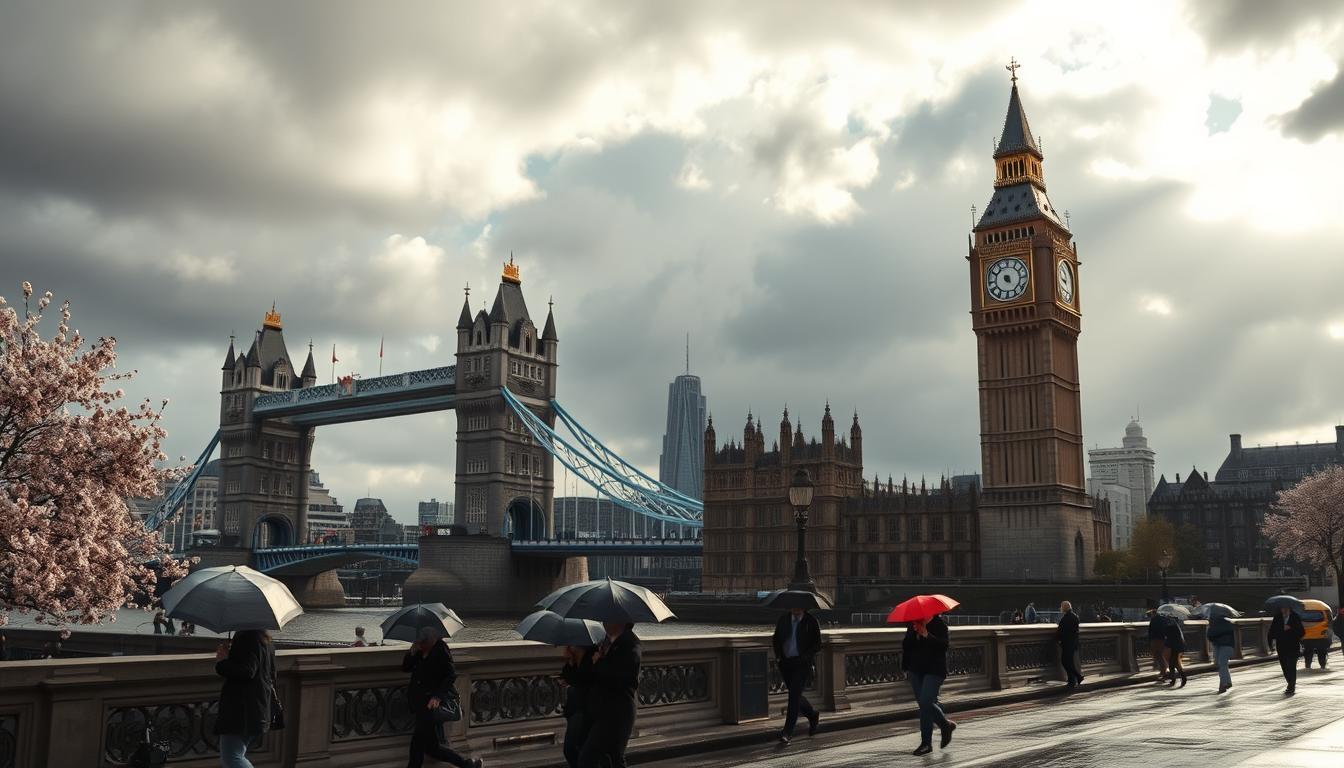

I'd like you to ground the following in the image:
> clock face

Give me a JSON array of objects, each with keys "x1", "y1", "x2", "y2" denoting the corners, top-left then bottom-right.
[
  {"x1": 986, "y1": 257, "x2": 1029, "y2": 302},
  {"x1": 1057, "y1": 260, "x2": 1075, "y2": 304}
]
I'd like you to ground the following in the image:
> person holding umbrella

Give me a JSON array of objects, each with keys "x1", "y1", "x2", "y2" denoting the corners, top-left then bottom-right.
[
  {"x1": 1204, "y1": 603, "x2": 1240, "y2": 693},
  {"x1": 1157, "y1": 604, "x2": 1189, "y2": 687},
  {"x1": 403, "y1": 626, "x2": 480, "y2": 768},
  {"x1": 1056, "y1": 601, "x2": 1083, "y2": 689},
  {"x1": 890, "y1": 594, "x2": 957, "y2": 755},
  {"x1": 1267, "y1": 600, "x2": 1306, "y2": 695},
  {"x1": 214, "y1": 630, "x2": 276, "y2": 768},
  {"x1": 768, "y1": 590, "x2": 826, "y2": 744},
  {"x1": 1145, "y1": 608, "x2": 1170, "y2": 682},
  {"x1": 513, "y1": 610, "x2": 605, "y2": 768}
]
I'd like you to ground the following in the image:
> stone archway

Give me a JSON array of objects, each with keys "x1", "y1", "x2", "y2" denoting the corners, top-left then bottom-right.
[
  {"x1": 253, "y1": 515, "x2": 294, "y2": 549},
  {"x1": 506, "y1": 497, "x2": 546, "y2": 541}
]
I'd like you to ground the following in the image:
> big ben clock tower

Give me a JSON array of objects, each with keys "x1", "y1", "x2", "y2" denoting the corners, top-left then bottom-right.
[{"x1": 969, "y1": 61, "x2": 1097, "y2": 581}]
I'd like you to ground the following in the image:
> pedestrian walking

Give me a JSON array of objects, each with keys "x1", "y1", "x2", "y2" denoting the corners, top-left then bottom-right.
[
  {"x1": 1207, "y1": 613, "x2": 1235, "y2": 693},
  {"x1": 1024, "y1": 602, "x2": 1038, "y2": 624},
  {"x1": 214, "y1": 630, "x2": 277, "y2": 768},
  {"x1": 1011, "y1": 610, "x2": 1024, "y2": 625},
  {"x1": 0, "y1": 631, "x2": 7, "y2": 661},
  {"x1": 901, "y1": 613, "x2": 955, "y2": 755},
  {"x1": 1146, "y1": 609, "x2": 1170, "y2": 680},
  {"x1": 153, "y1": 610, "x2": 170, "y2": 635},
  {"x1": 353, "y1": 626, "x2": 368, "y2": 647},
  {"x1": 772, "y1": 606, "x2": 821, "y2": 744},
  {"x1": 577, "y1": 622, "x2": 641, "y2": 768},
  {"x1": 1056, "y1": 601, "x2": 1084, "y2": 688},
  {"x1": 560, "y1": 644, "x2": 594, "y2": 768},
  {"x1": 1268, "y1": 606, "x2": 1305, "y2": 695},
  {"x1": 1163, "y1": 616, "x2": 1187, "y2": 687},
  {"x1": 403, "y1": 627, "x2": 480, "y2": 768}
]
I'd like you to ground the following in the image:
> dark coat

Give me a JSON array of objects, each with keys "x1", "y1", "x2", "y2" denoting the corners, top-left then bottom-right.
[
  {"x1": 1268, "y1": 612, "x2": 1305, "y2": 655},
  {"x1": 1162, "y1": 620, "x2": 1186, "y2": 651},
  {"x1": 1056, "y1": 611, "x2": 1080, "y2": 649},
  {"x1": 402, "y1": 640, "x2": 457, "y2": 713},
  {"x1": 580, "y1": 629, "x2": 642, "y2": 721},
  {"x1": 1146, "y1": 614, "x2": 1169, "y2": 640},
  {"x1": 214, "y1": 630, "x2": 275, "y2": 737},
  {"x1": 772, "y1": 612, "x2": 822, "y2": 661},
  {"x1": 561, "y1": 648, "x2": 595, "y2": 719},
  {"x1": 901, "y1": 616, "x2": 950, "y2": 678},
  {"x1": 1207, "y1": 616, "x2": 1235, "y2": 648}
]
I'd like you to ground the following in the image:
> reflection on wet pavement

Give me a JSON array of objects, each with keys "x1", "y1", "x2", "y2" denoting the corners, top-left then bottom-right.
[{"x1": 651, "y1": 661, "x2": 1344, "y2": 767}]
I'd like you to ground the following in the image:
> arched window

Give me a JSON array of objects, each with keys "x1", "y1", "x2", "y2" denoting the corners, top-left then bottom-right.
[
  {"x1": 474, "y1": 331, "x2": 482, "y2": 345},
  {"x1": 525, "y1": 335, "x2": 532, "y2": 354}
]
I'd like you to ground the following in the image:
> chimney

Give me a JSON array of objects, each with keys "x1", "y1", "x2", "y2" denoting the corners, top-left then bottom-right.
[{"x1": 1229, "y1": 433, "x2": 1242, "y2": 456}]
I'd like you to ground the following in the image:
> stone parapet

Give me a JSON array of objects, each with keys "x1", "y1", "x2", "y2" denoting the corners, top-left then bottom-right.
[{"x1": 0, "y1": 619, "x2": 1289, "y2": 767}]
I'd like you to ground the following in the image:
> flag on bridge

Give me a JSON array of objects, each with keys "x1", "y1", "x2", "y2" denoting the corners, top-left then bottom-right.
[{"x1": 379, "y1": 336, "x2": 384, "y2": 375}]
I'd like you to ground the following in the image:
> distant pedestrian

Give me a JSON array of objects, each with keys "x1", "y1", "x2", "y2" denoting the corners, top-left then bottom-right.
[
  {"x1": 179, "y1": 621, "x2": 196, "y2": 637},
  {"x1": 0, "y1": 631, "x2": 7, "y2": 661},
  {"x1": 402, "y1": 627, "x2": 479, "y2": 768},
  {"x1": 1268, "y1": 605, "x2": 1305, "y2": 695},
  {"x1": 1011, "y1": 610, "x2": 1024, "y2": 625},
  {"x1": 153, "y1": 610, "x2": 169, "y2": 635},
  {"x1": 577, "y1": 622, "x2": 641, "y2": 768},
  {"x1": 353, "y1": 626, "x2": 368, "y2": 647},
  {"x1": 771, "y1": 606, "x2": 821, "y2": 744},
  {"x1": 1024, "y1": 602, "x2": 1038, "y2": 624},
  {"x1": 214, "y1": 630, "x2": 277, "y2": 768},
  {"x1": 560, "y1": 644, "x2": 595, "y2": 768},
  {"x1": 901, "y1": 614, "x2": 955, "y2": 756},
  {"x1": 1146, "y1": 609, "x2": 1170, "y2": 680},
  {"x1": 1163, "y1": 616, "x2": 1187, "y2": 687},
  {"x1": 1056, "y1": 601, "x2": 1083, "y2": 688},
  {"x1": 1207, "y1": 613, "x2": 1235, "y2": 693}
]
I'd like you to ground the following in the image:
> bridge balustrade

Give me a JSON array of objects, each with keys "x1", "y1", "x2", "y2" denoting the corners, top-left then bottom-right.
[{"x1": 0, "y1": 619, "x2": 1278, "y2": 768}]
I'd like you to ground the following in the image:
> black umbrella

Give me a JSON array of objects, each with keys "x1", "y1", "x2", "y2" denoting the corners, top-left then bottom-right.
[
  {"x1": 1264, "y1": 595, "x2": 1307, "y2": 614},
  {"x1": 535, "y1": 578, "x2": 676, "y2": 624},
  {"x1": 380, "y1": 603, "x2": 466, "y2": 642},
  {"x1": 515, "y1": 610, "x2": 606, "y2": 646},
  {"x1": 763, "y1": 589, "x2": 834, "y2": 611}
]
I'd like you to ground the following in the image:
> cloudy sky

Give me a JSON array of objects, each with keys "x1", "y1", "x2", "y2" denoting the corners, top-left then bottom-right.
[{"x1": 4, "y1": 1, "x2": 1344, "y2": 523}]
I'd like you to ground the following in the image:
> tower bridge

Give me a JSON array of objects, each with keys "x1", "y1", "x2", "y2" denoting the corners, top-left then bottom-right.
[{"x1": 151, "y1": 259, "x2": 702, "y2": 609}]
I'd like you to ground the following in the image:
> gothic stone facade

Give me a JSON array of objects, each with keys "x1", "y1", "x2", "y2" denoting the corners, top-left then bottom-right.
[{"x1": 700, "y1": 407, "x2": 981, "y2": 597}]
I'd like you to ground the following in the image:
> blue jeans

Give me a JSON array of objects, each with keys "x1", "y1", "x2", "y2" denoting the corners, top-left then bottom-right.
[
  {"x1": 218, "y1": 734, "x2": 254, "y2": 768},
  {"x1": 908, "y1": 672, "x2": 949, "y2": 746},
  {"x1": 1214, "y1": 644, "x2": 1234, "y2": 688}
]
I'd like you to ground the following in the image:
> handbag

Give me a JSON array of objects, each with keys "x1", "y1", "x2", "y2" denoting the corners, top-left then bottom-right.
[
  {"x1": 265, "y1": 677, "x2": 285, "y2": 730},
  {"x1": 431, "y1": 690, "x2": 463, "y2": 723},
  {"x1": 128, "y1": 726, "x2": 169, "y2": 767}
]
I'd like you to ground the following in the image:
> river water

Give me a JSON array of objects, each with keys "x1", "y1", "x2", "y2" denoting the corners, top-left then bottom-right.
[{"x1": 4, "y1": 608, "x2": 772, "y2": 645}]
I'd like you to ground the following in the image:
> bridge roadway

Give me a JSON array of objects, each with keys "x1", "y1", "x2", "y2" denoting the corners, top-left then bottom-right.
[{"x1": 650, "y1": 660, "x2": 1344, "y2": 768}]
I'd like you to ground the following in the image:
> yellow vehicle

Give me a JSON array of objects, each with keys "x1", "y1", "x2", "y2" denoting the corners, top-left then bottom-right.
[{"x1": 1300, "y1": 599, "x2": 1334, "y2": 658}]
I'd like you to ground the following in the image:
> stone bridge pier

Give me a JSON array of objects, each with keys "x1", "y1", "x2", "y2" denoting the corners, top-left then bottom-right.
[
  {"x1": 403, "y1": 535, "x2": 587, "y2": 615},
  {"x1": 185, "y1": 546, "x2": 347, "y2": 609}
]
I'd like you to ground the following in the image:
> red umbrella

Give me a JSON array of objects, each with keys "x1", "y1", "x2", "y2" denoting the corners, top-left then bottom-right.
[{"x1": 886, "y1": 594, "x2": 960, "y2": 624}]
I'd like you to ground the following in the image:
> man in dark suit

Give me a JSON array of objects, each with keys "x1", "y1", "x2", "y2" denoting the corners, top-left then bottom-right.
[
  {"x1": 1056, "y1": 600, "x2": 1084, "y2": 688},
  {"x1": 1268, "y1": 605, "x2": 1306, "y2": 694},
  {"x1": 771, "y1": 607, "x2": 821, "y2": 744}
]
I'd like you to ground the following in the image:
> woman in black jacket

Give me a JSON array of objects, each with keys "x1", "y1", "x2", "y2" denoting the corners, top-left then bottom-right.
[
  {"x1": 901, "y1": 615, "x2": 955, "y2": 756},
  {"x1": 1163, "y1": 619, "x2": 1187, "y2": 687},
  {"x1": 1268, "y1": 606, "x2": 1305, "y2": 695},
  {"x1": 577, "y1": 622, "x2": 642, "y2": 768},
  {"x1": 403, "y1": 628, "x2": 481, "y2": 768},
  {"x1": 560, "y1": 644, "x2": 595, "y2": 768},
  {"x1": 214, "y1": 630, "x2": 275, "y2": 768}
]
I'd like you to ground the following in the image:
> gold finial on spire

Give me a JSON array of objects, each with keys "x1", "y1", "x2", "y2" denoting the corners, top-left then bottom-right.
[
  {"x1": 263, "y1": 301, "x2": 282, "y2": 329},
  {"x1": 1006, "y1": 57, "x2": 1020, "y2": 84},
  {"x1": 502, "y1": 252, "x2": 521, "y2": 284}
]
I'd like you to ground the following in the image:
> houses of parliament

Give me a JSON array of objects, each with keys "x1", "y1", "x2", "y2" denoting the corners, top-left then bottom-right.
[{"x1": 702, "y1": 68, "x2": 1112, "y2": 598}]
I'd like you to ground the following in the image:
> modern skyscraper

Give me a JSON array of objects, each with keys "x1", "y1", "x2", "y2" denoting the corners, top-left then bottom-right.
[
  {"x1": 658, "y1": 339, "x2": 707, "y2": 500},
  {"x1": 1088, "y1": 419, "x2": 1157, "y2": 550},
  {"x1": 418, "y1": 498, "x2": 455, "y2": 527}
]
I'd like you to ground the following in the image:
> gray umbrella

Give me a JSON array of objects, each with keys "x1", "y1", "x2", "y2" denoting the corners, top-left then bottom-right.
[
  {"x1": 515, "y1": 610, "x2": 605, "y2": 646},
  {"x1": 380, "y1": 603, "x2": 466, "y2": 642},
  {"x1": 1201, "y1": 602, "x2": 1242, "y2": 619},
  {"x1": 160, "y1": 565, "x2": 303, "y2": 633},
  {"x1": 1156, "y1": 603, "x2": 1191, "y2": 620},
  {"x1": 1264, "y1": 595, "x2": 1307, "y2": 613},
  {"x1": 763, "y1": 589, "x2": 834, "y2": 611},
  {"x1": 535, "y1": 578, "x2": 676, "y2": 624}
]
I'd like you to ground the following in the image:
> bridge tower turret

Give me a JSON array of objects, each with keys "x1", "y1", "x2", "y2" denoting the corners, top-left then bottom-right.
[
  {"x1": 216, "y1": 305, "x2": 315, "y2": 551},
  {"x1": 454, "y1": 257, "x2": 557, "y2": 540}
]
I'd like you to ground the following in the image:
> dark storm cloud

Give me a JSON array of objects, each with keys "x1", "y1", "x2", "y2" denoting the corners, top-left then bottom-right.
[
  {"x1": 1280, "y1": 64, "x2": 1344, "y2": 141},
  {"x1": 1185, "y1": 0, "x2": 1343, "y2": 52}
]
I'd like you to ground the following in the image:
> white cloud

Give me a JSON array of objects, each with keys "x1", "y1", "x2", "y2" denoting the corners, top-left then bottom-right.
[{"x1": 1140, "y1": 294, "x2": 1174, "y2": 316}]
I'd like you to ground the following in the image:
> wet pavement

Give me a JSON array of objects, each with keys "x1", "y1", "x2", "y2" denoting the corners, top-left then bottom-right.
[{"x1": 649, "y1": 660, "x2": 1344, "y2": 767}]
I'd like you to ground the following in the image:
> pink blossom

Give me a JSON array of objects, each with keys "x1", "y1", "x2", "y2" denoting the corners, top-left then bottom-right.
[
  {"x1": 1, "y1": 281, "x2": 187, "y2": 626},
  {"x1": 1264, "y1": 465, "x2": 1344, "y2": 608}
]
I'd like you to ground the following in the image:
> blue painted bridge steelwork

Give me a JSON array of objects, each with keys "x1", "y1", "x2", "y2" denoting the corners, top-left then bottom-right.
[
  {"x1": 253, "y1": 539, "x2": 704, "y2": 575},
  {"x1": 251, "y1": 366, "x2": 457, "y2": 426}
]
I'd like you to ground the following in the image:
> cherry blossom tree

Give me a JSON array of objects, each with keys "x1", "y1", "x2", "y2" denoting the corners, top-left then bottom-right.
[
  {"x1": 1, "y1": 281, "x2": 187, "y2": 625},
  {"x1": 1263, "y1": 465, "x2": 1344, "y2": 608}
]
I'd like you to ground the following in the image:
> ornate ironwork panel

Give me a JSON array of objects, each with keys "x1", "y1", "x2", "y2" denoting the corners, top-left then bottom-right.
[
  {"x1": 355, "y1": 374, "x2": 405, "y2": 393},
  {"x1": 637, "y1": 664, "x2": 711, "y2": 707},
  {"x1": 102, "y1": 699, "x2": 259, "y2": 765},
  {"x1": 297, "y1": 384, "x2": 340, "y2": 402},
  {"x1": 768, "y1": 660, "x2": 817, "y2": 694},
  {"x1": 1079, "y1": 638, "x2": 1115, "y2": 665},
  {"x1": 331, "y1": 686, "x2": 414, "y2": 741},
  {"x1": 845, "y1": 651, "x2": 904, "y2": 687},
  {"x1": 1005, "y1": 641, "x2": 1055, "y2": 671},
  {"x1": 946, "y1": 646, "x2": 986, "y2": 676},
  {"x1": 408, "y1": 366, "x2": 456, "y2": 385},
  {"x1": 252, "y1": 392, "x2": 293, "y2": 408},
  {"x1": 470, "y1": 675, "x2": 563, "y2": 725},
  {"x1": 0, "y1": 714, "x2": 16, "y2": 768}
]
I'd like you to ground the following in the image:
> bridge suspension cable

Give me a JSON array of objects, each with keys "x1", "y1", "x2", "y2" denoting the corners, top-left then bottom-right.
[
  {"x1": 500, "y1": 388, "x2": 703, "y2": 528},
  {"x1": 143, "y1": 431, "x2": 221, "y2": 532}
]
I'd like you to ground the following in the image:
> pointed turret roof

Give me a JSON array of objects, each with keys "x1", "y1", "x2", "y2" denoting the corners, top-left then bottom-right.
[
  {"x1": 489, "y1": 289, "x2": 509, "y2": 324},
  {"x1": 244, "y1": 337, "x2": 260, "y2": 368},
  {"x1": 542, "y1": 304, "x2": 557, "y2": 341},
  {"x1": 221, "y1": 338, "x2": 236, "y2": 370},
  {"x1": 457, "y1": 295, "x2": 473, "y2": 330},
  {"x1": 994, "y1": 84, "x2": 1041, "y2": 159},
  {"x1": 301, "y1": 347, "x2": 317, "y2": 379}
]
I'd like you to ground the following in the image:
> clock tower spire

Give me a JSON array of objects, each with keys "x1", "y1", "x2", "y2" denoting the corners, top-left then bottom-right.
[{"x1": 968, "y1": 64, "x2": 1100, "y2": 581}]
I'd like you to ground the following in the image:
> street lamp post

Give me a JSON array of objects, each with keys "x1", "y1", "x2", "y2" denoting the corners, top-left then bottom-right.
[
  {"x1": 787, "y1": 468, "x2": 816, "y2": 592},
  {"x1": 1158, "y1": 549, "x2": 1173, "y2": 604}
]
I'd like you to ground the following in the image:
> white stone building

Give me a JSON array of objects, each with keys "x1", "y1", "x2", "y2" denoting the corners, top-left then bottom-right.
[{"x1": 1087, "y1": 419, "x2": 1156, "y2": 551}]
